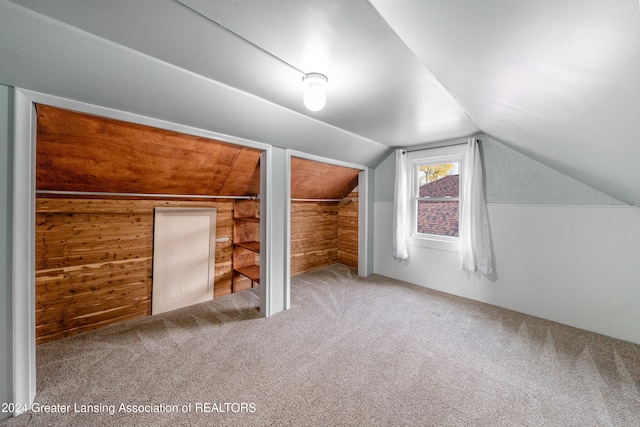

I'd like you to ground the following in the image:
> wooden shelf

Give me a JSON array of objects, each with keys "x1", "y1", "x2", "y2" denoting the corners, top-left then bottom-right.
[
  {"x1": 234, "y1": 216, "x2": 260, "y2": 223},
  {"x1": 233, "y1": 199, "x2": 260, "y2": 293},
  {"x1": 234, "y1": 265, "x2": 260, "y2": 283},
  {"x1": 234, "y1": 241, "x2": 260, "y2": 253}
]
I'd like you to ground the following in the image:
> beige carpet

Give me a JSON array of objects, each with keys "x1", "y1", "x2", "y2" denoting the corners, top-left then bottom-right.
[{"x1": 2, "y1": 264, "x2": 640, "y2": 426}]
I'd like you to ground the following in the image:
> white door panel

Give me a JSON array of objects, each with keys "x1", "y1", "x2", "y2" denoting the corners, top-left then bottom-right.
[{"x1": 152, "y1": 208, "x2": 216, "y2": 315}]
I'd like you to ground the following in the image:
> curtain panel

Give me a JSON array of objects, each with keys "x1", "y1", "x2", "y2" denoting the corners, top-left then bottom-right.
[
  {"x1": 392, "y1": 149, "x2": 409, "y2": 260},
  {"x1": 460, "y1": 137, "x2": 493, "y2": 274}
]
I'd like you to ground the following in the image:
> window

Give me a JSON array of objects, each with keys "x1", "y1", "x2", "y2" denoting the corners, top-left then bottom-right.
[
  {"x1": 414, "y1": 161, "x2": 460, "y2": 237},
  {"x1": 407, "y1": 145, "x2": 464, "y2": 251}
]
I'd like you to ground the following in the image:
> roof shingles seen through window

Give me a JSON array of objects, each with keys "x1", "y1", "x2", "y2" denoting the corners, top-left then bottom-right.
[
  {"x1": 419, "y1": 174, "x2": 458, "y2": 198},
  {"x1": 417, "y1": 175, "x2": 459, "y2": 237}
]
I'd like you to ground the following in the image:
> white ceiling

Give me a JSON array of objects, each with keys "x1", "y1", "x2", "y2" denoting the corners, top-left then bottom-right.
[
  {"x1": 1, "y1": 0, "x2": 640, "y2": 205},
  {"x1": 370, "y1": 0, "x2": 640, "y2": 206}
]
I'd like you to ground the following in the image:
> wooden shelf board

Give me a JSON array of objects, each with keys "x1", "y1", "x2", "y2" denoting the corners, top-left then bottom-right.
[
  {"x1": 234, "y1": 241, "x2": 260, "y2": 253},
  {"x1": 234, "y1": 265, "x2": 260, "y2": 283},
  {"x1": 234, "y1": 216, "x2": 260, "y2": 223}
]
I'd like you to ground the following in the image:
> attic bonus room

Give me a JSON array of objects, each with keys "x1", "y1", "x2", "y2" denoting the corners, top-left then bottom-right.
[{"x1": 2, "y1": 0, "x2": 640, "y2": 426}]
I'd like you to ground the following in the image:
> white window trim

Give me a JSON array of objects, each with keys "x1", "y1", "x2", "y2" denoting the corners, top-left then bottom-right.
[{"x1": 407, "y1": 145, "x2": 465, "y2": 252}]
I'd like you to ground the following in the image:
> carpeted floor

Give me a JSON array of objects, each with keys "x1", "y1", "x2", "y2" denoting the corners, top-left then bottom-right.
[{"x1": 2, "y1": 264, "x2": 640, "y2": 426}]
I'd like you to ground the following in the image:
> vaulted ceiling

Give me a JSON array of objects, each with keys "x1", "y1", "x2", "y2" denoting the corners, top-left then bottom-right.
[{"x1": 1, "y1": 0, "x2": 639, "y2": 206}]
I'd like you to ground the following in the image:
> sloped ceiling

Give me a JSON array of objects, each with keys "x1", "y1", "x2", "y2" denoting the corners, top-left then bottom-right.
[
  {"x1": 0, "y1": 0, "x2": 477, "y2": 168},
  {"x1": 370, "y1": 0, "x2": 640, "y2": 206},
  {"x1": 291, "y1": 157, "x2": 359, "y2": 200},
  {"x1": 36, "y1": 105, "x2": 263, "y2": 197},
  {"x1": 2, "y1": 0, "x2": 640, "y2": 206}
]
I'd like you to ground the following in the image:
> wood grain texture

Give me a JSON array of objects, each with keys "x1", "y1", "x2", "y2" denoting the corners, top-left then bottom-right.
[
  {"x1": 218, "y1": 148, "x2": 261, "y2": 196},
  {"x1": 338, "y1": 192, "x2": 359, "y2": 268},
  {"x1": 232, "y1": 199, "x2": 260, "y2": 291},
  {"x1": 290, "y1": 201, "x2": 339, "y2": 276},
  {"x1": 36, "y1": 104, "x2": 262, "y2": 196},
  {"x1": 291, "y1": 157, "x2": 359, "y2": 199},
  {"x1": 35, "y1": 198, "x2": 234, "y2": 344}
]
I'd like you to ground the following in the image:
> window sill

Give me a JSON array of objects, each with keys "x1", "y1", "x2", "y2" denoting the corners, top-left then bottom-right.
[{"x1": 408, "y1": 235, "x2": 461, "y2": 252}]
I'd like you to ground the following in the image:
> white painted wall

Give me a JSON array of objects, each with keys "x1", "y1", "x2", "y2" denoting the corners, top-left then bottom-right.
[
  {"x1": 358, "y1": 167, "x2": 375, "y2": 277},
  {"x1": 0, "y1": 84, "x2": 13, "y2": 421},
  {"x1": 11, "y1": 89, "x2": 36, "y2": 415},
  {"x1": 374, "y1": 202, "x2": 640, "y2": 344},
  {"x1": 261, "y1": 147, "x2": 290, "y2": 316},
  {"x1": 374, "y1": 137, "x2": 640, "y2": 345}
]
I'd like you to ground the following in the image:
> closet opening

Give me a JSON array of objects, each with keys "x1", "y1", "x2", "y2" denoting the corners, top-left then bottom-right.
[
  {"x1": 34, "y1": 104, "x2": 263, "y2": 344},
  {"x1": 289, "y1": 156, "x2": 360, "y2": 277}
]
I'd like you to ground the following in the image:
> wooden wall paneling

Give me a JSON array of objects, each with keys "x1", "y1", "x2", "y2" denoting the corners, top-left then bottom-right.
[
  {"x1": 36, "y1": 104, "x2": 262, "y2": 197},
  {"x1": 214, "y1": 241, "x2": 233, "y2": 297},
  {"x1": 338, "y1": 192, "x2": 359, "y2": 268},
  {"x1": 214, "y1": 200, "x2": 234, "y2": 296},
  {"x1": 218, "y1": 147, "x2": 261, "y2": 196},
  {"x1": 35, "y1": 105, "x2": 261, "y2": 342},
  {"x1": 232, "y1": 274, "x2": 255, "y2": 293},
  {"x1": 234, "y1": 199, "x2": 260, "y2": 219},
  {"x1": 35, "y1": 198, "x2": 234, "y2": 343},
  {"x1": 289, "y1": 193, "x2": 358, "y2": 276},
  {"x1": 232, "y1": 247, "x2": 259, "y2": 270},
  {"x1": 289, "y1": 157, "x2": 359, "y2": 276},
  {"x1": 290, "y1": 157, "x2": 360, "y2": 200},
  {"x1": 233, "y1": 221, "x2": 258, "y2": 244},
  {"x1": 290, "y1": 201, "x2": 339, "y2": 276}
]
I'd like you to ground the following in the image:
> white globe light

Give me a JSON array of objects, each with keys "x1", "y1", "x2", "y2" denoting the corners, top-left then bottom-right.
[
  {"x1": 304, "y1": 85, "x2": 326, "y2": 111},
  {"x1": 302, "y1": 73, "x2": 327, "y2": 111}
]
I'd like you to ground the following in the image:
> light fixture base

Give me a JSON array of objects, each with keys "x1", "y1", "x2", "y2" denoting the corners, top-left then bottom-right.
[{"x1": 303, "y1": 72, "x2": 328, "y2": 86}]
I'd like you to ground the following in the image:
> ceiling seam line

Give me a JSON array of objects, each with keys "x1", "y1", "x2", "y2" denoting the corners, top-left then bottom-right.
[
  {"x1": 172, "y1": 0, "x2": 307, "y2": 76},
  {"x1": 217, "y1": 148, "x2": 246, "y2": 196}
]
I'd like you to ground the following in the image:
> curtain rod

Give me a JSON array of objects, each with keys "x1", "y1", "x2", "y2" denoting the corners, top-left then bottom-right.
[
  {"x1": 36, "y1": 190, "x2": 257, "y2": 200},
  {"x1": 401, "y1": 138, "x2": 482, "y2": 154}
]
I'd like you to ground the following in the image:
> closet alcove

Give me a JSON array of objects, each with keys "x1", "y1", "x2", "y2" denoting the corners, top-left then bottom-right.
[{"x1": 33, "y1": 105, "x2": 361, "y2": 344}]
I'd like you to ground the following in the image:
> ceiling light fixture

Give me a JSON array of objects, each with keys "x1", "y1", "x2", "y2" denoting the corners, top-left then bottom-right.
[{"x1": 303, "y1": 73, "x2": 328, "y2": 112}]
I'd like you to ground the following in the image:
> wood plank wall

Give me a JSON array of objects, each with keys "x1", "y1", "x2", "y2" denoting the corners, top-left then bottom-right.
[
  {"x1": 338, "y1": 192, "x2": 359, "y2": 268},
  {"x1": 34, "y1": 107, "x2": 361, "y2": 342},
  {"x1": 35, "y1": 197, "x2": 234, "y2": 344},
  {"x1": 290, "y1": 201, "x2": 339, "y2": 276},
  {"x1": 290, "y1": 192, "x2": 359, "y2": 276},
  {"x1": 37, "y1": 193, "x2": 357, "y2": 342}
]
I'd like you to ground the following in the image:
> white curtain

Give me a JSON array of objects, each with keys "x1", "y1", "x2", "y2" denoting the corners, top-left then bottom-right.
[
  {"x1": 460, "y1": 138, "x2": 493, "y2": 274},
  {"x1": 393, "y1": 149, "x2": 409, "y2": 260}
]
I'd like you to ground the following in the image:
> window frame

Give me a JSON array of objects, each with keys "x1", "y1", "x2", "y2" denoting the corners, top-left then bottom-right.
[{"x1": 407, "y1": 145, "x2": 465, "y2": 252}]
